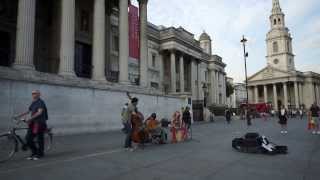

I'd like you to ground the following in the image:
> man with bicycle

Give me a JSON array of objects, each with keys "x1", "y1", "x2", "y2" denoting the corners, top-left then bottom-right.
[{"x1": 16, "y1": 90, "x2": 48, "y2": 160}]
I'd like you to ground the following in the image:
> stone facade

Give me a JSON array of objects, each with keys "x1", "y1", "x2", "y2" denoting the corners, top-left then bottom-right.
[
  {"x1": 248, "y1": 0, "x2": 320, "y2": 110},
  {"x1": 0, "y1": 0, "x2": 227, "y2": 134}
]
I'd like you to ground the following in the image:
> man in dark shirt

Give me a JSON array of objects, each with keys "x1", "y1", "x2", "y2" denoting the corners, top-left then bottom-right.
[
  {"x1": 182, "y1": 106, "x2": 191, "y2": 129},
  {"x1": 310, "y1": 102, "x2": 320, "y2": 117},
  {"x1": 16, "y1": 90, "x2": 48, "y2": 160},
  {"x1": 309, "y1": 102, "x2": 320, "y2": 134}
]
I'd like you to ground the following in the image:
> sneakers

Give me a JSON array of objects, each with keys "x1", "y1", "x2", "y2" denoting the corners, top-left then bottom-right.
[
  {"x1": 317, "y1": 131, "x2": 320, "y2": 135},
  {"x1": 26, "y1": 155, "x2": 40, "y2": 161},
  {"x1": 281, "y1": 131, "x2": 288, "y2": 134},
  {"x1": 312, "y1": 131, "x2": 316, "y2": 134}
]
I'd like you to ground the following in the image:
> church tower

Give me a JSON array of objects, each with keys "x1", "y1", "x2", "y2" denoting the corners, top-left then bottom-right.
[
  {"x1": 266, "y1": 0, "x2": 295, "y2": 71},
  {"x1": 199, "y1": 31, "x2": 212, "y2": 55}
]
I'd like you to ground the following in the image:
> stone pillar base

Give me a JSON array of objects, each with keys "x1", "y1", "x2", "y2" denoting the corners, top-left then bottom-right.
[{"x1": 12, "y1": 64, "x2": 35, "y2": 71}]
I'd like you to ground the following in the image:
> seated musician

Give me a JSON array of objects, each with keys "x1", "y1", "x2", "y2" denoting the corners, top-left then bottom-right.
[{"x1": 145, "y1": 113, "x2": 166, "y2": 143}]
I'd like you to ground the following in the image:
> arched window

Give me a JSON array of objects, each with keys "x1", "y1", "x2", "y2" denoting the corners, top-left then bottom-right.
[
  {"x1": 273, "y1": 41, "x2": 279, "y2": 53},
  {"x1": 273, "y1": 19, "x2": 277, "y2": 25},
  {"x1": 278, "y1": 18, "x2": 281, "y2": 24}
]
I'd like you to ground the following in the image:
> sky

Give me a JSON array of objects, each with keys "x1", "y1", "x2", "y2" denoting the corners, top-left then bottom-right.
[{"x1": 133, "y1": 0, "x2": 320, "y2": 83}]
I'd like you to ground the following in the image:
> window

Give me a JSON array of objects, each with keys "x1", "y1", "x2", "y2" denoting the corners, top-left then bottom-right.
[
  {"x1": 273, "y1": 59, "x2": 279, "y2": 64},
  {"x1": 278, "y1": 18, "x2": 281, "y2": 24},
  {"x1": 273, "y1": 41, "x2": 278, "y2": 53},
  {"x1": 151, "y1": 53, "x2": 156, "y2": 68},
  {"x1": 274, "y1": 19, "x2": 277, "y2": 25},
  {"x1": 80, "y1": 10, "x2": 90, "y2": 32},
  {"x1": 151, "y1": 82, "x2": 159, "y2": 89}
]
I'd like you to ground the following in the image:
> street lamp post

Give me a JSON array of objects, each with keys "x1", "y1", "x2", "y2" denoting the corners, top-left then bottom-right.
[{"x1": 240, "y1": 35, "x2": 251, "y2": 126}]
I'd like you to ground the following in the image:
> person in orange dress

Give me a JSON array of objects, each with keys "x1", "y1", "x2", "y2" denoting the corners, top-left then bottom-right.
[{"x1": 171, "y1": 111, "x2": 181, "y2": 143}]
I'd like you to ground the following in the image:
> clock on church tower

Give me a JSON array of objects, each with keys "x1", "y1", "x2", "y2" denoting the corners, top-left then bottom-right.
[{"x1": 266, "y1": 0, "x2": 295, "y2": 72}]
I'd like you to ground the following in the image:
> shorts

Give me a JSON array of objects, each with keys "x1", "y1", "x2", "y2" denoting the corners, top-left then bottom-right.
[{"x1": 312, "y1": 117, "x2": 319, "y2": 125}]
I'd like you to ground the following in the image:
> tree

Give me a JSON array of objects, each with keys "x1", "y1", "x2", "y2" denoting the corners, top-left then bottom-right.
[{"x1": 226, "y1": 81, "x2": 234, "y2": 98}]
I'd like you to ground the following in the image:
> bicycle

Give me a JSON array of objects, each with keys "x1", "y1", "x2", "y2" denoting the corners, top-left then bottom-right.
[{"x1": 0, "y1": 118, "x2": 53, "y2": 162}]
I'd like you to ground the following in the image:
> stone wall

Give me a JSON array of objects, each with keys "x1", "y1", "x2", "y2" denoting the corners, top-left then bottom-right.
[{"x1": 0, "y1": 75, "x2": 184, "y2": 135}]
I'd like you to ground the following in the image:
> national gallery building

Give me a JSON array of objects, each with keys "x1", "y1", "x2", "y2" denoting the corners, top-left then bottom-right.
[{"x1": 0, "y1": 0, "x2": 227, "y2": 134}]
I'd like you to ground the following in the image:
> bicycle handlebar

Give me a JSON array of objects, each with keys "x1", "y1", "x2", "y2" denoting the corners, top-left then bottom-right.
[{"x1": 12, "y1": 117, "x2": 26, "y2": 125}]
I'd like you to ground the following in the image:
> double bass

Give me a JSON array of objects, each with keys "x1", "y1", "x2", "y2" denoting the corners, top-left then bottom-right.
[{"x1": 131, "y1": 111, "x2": 148, "y2": 144}]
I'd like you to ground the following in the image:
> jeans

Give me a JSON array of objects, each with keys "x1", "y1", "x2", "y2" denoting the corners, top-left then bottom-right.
[
  {"x1": 124, "y1": 122, "x2": 132, "y2": 148},
  {"x1": 26, "y1": 129, "x2": 44, "y2": 157}
]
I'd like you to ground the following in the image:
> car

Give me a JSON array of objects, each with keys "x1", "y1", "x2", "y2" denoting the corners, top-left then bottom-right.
[{"x1": 232, "y1": 133, "x2": 288, "y2": 155}]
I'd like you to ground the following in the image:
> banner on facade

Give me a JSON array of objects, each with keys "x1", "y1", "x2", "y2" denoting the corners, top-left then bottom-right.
[{"x1": 129, "y1": 4, "x2": 139, "y2": 60}]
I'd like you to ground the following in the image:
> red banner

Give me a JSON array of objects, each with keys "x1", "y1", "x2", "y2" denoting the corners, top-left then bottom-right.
[{"x1": 129, "y1": 4, "x2": 140, "y2": 60}]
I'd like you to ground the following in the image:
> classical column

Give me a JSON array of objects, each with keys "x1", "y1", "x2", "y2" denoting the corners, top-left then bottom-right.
[
  {"x1": 273, "y1": 84, "x2": 278, "y2": 110},
  {"x1": 197, "y1": 61, "x2": 202, "y2": 100},
  {"x1": 283, "y1": 82, "x2": 288, "y2": 108},
  {"x1": 179, "y1": 54, "x2": 185, "y2": 93},
  {"x1": 299, "y1": 83, "x2": 303, "y2": 106},
  {"x1": 13, "y1": 0, "x2": 36, "y2": 70},
  {"x1": 138, "y1": 0, "x2": 148, "y2": 87},
  {"x1": 191, "y1": 59, "x2": 197, "y2": 99},
  {"x1": 263, "y1": 85, "x2": 268, "y2": 103},
  {"x1": 254, "y1": 86, "x2": 259, "y2": 103},
  {"x1": 294, "y1": 81, "x2": 299, "y2": 108},
  {"x1": 59, "y1": 0, "x2": 76, "y2": 76},
  {"x1": 92, "y1": 0, "x2": 106, "y2": 81},
  {"x1": 211, "y1": 70, "x2": 216, "y2": 104},
  {"x1": 215, "y1": 71, "x2": 219, "y2": 104},
  {"x1": 170, "y1": 50, "x2": 176, "y2": 93},
  {"x1": 159, "y1": 53, "x2": 164, "y2": 91},
  {"x1": 222, "y1": 74, "x2": 226, "y2": 104},
  {"x1": 316, "y1": 84, "x2": 320, "y2": 105},
  {"x1": 118, "y1": 0, "x2": 129, "y2": 83}
]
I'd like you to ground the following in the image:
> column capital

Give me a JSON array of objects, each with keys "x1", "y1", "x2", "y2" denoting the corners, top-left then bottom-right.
[{"x1": 169, "y1": 49, "x2": 176, "y2": 54}]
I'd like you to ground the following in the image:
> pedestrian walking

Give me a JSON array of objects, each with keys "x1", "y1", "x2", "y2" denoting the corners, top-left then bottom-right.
[
  {"x1": 309, "y1": 102, "x2": 320, "y2": 134},
  {"x1": 245, "y1": 107, "x2": 252, "y2": 126},
  {"x1": 225, "y1": 109, "x2": 232, "y2": 124},
  {"x1": 278, "y1": 105, "x2": 288, "y2": 134},
  {"x1": 299, "y1": 107, "x2": 304, "y2": 120},
  {"x1": 15, "y1": 90, "x2": 48, "y2": 160}
]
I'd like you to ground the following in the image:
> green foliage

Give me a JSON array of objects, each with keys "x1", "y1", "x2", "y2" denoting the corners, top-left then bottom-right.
[{"x1": 226, "y1": 81, "x2": 234, "y2": 98}]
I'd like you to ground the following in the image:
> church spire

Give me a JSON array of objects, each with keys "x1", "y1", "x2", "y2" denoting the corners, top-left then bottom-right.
[
  {"x1": 272, "y1": 0, "x2": 282, "y2": 14},
  {"x1": 270, "y1": 0, "x2": 285, "y2": 29}
]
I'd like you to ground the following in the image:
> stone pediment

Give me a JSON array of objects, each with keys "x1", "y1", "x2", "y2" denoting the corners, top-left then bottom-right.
[{"x1": 248, "y1": 66, "x2": 293, "y2": 81}]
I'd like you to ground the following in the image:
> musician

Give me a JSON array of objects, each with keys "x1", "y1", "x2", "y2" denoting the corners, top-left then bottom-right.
[
  {"x1": 171, "y1": 111, "x2": 181, "y2": 143},
  {"x1": 123, "y1": 94, "x2": 139, "y2": 151},
  {"x1": 145, "y1": 113, "x2": 166, "y2": 143}
]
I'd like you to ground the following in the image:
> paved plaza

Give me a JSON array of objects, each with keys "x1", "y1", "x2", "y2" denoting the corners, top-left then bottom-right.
[{"x1": 0, "y1": 117, "x2": 319, "y2": 180}]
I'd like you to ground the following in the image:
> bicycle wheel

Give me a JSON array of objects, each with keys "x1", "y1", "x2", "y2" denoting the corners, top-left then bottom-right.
[
  {"x1": 0, "y1": 134, "x2": 17, "y2": 163},
  {"x1": 44, "y1": 132, "x2": 53, "y2": 152}
]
